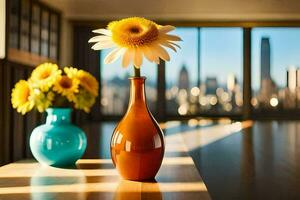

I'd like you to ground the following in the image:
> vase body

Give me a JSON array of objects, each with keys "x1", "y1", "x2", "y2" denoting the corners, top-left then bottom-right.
[
  {"x1": 30, "y1": 108, "x2": 87, "y2": 167},
  {"x1": 111, "y1": 77, "x2": 165, "y2": 181}
]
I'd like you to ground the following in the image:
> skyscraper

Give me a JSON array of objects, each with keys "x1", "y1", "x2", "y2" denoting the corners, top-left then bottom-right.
[
  {"x1": 260, "y1": 37, "x2": 271, "y2": 86},
  {"x1": 227, "y1": 73, "x2": 237, "y2": 92},
  {"x1": 205, "y1": 77, "x2": 218, "y2": 95},
  {"x1": 287, "y1": 66, "x2": 297, "y2": 93},
  {"x1": 178, "y1": 64, "x2": 189, "y2": 91}
]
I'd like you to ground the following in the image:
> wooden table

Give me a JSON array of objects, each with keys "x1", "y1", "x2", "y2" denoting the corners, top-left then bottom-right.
[
  {"x1": 5, "y1": 119, "x2": 297, "y2": 200},
  {"x1": 190, "y1": 120, "x2": 300, "y2": 200},
  {"x1": 0, "y1": 121, "x2": 211, "y2": 200}
]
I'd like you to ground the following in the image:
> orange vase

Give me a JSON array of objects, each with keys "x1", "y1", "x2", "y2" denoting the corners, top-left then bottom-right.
[{"x1": 110, "y1": 77, "x2": 165, "y2": 181}]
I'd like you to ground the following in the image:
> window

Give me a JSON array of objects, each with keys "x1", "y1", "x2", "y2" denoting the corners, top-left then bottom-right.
[
  {"x1": 41, "y1": 10, "x2": 49, "y2": 57},
  {"x1": 201, "y1": 28, "x2": 243, "y2": 114},
  {"x1": 165, "y1": 27, "x2": 243, "y2": 116},
  {"x1": 9, "y1": 0, "x2": 20, "y2": 49},
  {"x1": 165, "y1": 28, "x2": 198, "y2": 116},
  {"x1": 96, "y1": 26, "x2": 300, "y2": 120},
  {"x1": 100, "y1": 50, "x2": 157, "y2": 116},
  {"x1": 30, "y1": 4, "x2": 40, "y2": 55},
  {"x1": 251, "y1": 28, "x2": 300, "y2": 111}
]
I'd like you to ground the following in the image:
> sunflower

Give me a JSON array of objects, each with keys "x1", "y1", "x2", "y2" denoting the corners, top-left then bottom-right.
[
  {"x1": 64, "y1": 67, "x2": 99, "y2": 97},
  {"x1": 29, "y1": 63, "x2": 62, "y2": 92},
  {"x1": 31, "y1": 89, "x2": 55, "y2": 112},
  {"x1": 88, "y1": 17, "x2": 181, "y2": 68},
  {"x1": 77, "y1": 70, "x2": 99, "y2": 97},
  {"x1": 53, "y1": 75, "x2": 79, "y2": 102},
  {"x1": 11, "y1": 80, "x2": 34, "y2": 115},
  {"x1": 64, "y1": 67, "x2": 79, "y2": 79},
  {"x1": 74, "y1": 89, "x2": 96, "y2": 113}
]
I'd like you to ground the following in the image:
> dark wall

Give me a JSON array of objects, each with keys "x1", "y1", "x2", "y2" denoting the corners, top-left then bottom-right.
[
  {"x1": 73, "y1": 25, "x2": 101, "y2": 122},
  {"x1": 0, "y1": 61, "x2": 42, "y2": 166}
]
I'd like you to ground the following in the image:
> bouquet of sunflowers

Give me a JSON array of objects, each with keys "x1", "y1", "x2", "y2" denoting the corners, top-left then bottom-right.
[{"x1": 11, "y1": 63, "x2": 99, "y2": 115}]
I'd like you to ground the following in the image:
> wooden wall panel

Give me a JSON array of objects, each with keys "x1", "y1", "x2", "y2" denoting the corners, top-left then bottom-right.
[
  {"x1": 0, "y1": 61, "x2": 40, "y2": 166},
  {"x1": 11, "y1": 64, "x2": 26, "y2": 161},
  {"x1": 0, "y1": 60, "x2": 4, "y2": 165},
  {"x1": 2, "y1": 61, "x2": 13, "y2": 165}
]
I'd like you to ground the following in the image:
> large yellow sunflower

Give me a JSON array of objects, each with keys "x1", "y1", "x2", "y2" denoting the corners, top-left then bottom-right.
[
  {"x1": 64, "y1": 67, "x2": 99, "y2": 97},
  {"x1": 11, "y1": 80, "x2": 34, "y2": 115},
  {"x1": 29, "y1": 63, "x2": 62, "y2": 92},
  {"x1": 53, "y1": 75, "x2": 79, "y2": 102},
  {"x1": 64, "y1": 67, "x2": 79, "y2": 79},
  {"x1": 88, "y1": 17, "x2": 181, "y2": 68}
]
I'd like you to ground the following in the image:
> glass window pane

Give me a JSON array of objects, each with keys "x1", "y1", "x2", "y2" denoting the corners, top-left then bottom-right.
[
  {"x1": 41, "y1": 10, "x2": 49, "y2": 57},
  {"x1": 165, "y1": 28, "x2": 198, "y2": 116},
  {"x1": 9, "y1": 0, "x2": 19, "y2": 49},
  {"x1": 201, "y1": 28, "x2": 243, "y2": 114},
  {"x1": 100, "y1": 50, "x2": 157, "y2": 116},
  {"x1": 49, "y1": 14, "x2": 58, "y2": 60},
  {"x1": 165, "y1": 27, "x2": 243, "y2": 116},
  {"x1": 20, "y1": 0, "x2": 30, "y2": 51},
  {"x1": 30, "y1": 4, "x2": 40, "y2": 54},
  {"x1": 251, "y1": 28, "x2": 300, "y2": 110}
]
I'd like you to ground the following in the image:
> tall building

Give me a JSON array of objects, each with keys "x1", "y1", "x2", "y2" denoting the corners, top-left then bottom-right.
[
  {"x1": 287, "y1": 66, "x2": 297, "y2": 93},
  {"x1": 286, "y1": 66, "x2": 300, "y2": 93},
  {"x1": 178, "y1": 64, "x2": 189, "y2": 91},
  {"x1": 260, "y1": 37, "x2": 271, "y2": 86},
  {"x1": 227, "y1": 73, "x2": 237, "y2": 92},
  {"x1": 205, "y1": 77, "x2": 218, "y2": 95}
]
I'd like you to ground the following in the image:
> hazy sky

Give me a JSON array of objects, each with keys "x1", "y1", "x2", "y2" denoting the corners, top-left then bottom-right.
[
  {"x1": 100, "y1": 27, "x2": 300, "y2": 91},
  {"x1": 252, "y1": 28, "x2": 300, "y2": 90}
]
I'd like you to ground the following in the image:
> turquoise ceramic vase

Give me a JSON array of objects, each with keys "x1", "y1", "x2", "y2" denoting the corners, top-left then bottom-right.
[{"x1": 30, "y1": 108, "x2": 87, "y2": 167}]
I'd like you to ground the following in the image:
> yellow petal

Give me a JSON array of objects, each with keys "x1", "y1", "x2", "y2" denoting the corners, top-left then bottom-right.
[
  {"x1": 134, "y1": 48, "x2": 143, "y2": 68},
  {"x1": 104, "y1": 48, "x2": 125, "y2": 64},
  {"x1": 92, "y1": 28, "x2": 112, "y2": 36},
  {"x1": 91, "y1": 41, "x2": 115, "y2": 50},
  {"x1": 169, "y1": 42, "x2": 181, "y2": 49},
  {"x1": 153, "y1": 45, "x2": 170, "y2": 61},
  {"x1": 161, "y1": 42, "x2": 177, "y2": 52},
  {"x1": 163, "y1": 34, "x2": 182, "y2": 41},
  {"x1": 122, "y1": 49, "x2": 133, "y2": 68},
  {"x1": 88, "y1": 35, "x2": 111, "y2": 43},
  {"x1": 152, "y1": 53, "x2": 160, "y2": 64},
  {"x1": 142, "y1": 46, "x2": 154, "y2": 62},
  {"x1": 159, "y1": 25, "x2": 175, "y2": 34},
  {"x1": 154, "y1": 56, "x2": 160, "y2": 64}
]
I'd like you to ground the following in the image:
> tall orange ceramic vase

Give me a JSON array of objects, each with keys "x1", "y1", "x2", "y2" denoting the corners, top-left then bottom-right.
[{"x1": 110, "y1": 77, "x2": 165, "y2": 181}]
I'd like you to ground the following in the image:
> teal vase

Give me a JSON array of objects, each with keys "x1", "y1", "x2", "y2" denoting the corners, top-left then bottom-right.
[{"x1": 30, "y1": 108, "x2": 87, "y2": 167}]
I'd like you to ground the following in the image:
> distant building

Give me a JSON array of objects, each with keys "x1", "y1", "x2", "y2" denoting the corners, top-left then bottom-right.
[
  {"x1": 227, "y1": 73, "x2": 237, "y2": 92},
  {"x1": 205, "y1": 77, "x2": 218, "y2": 95},
  {"x1": 287, "y1": 66, "x2": 297, "y2": 93},
  {"x1": 260, "y1": 37, "x2": 271, "y2": 86},
  {"x1": 178, "y1": 64, "x2": 189, "y2": 91}
]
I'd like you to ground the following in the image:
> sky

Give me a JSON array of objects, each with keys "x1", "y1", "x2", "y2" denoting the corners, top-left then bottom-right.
[
  {"x1": 100, "y1": 27, "x2": 300, "y2": 91},
  {"x1": 252, "y1": 28, "x2": 300, "y2": 90}
]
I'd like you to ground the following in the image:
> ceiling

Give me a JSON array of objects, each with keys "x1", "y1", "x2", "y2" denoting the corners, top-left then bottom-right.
[{"x1": 41, "y1": 0, "x2": 300, "y2": 21}]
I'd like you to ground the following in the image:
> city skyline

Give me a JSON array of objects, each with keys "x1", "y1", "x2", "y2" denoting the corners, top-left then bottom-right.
[
  {"x1": 100, "y1": 27, "x2": 300, "y2": 114},
  {"x1": 101, "y1": 27, "x2": 300, "y2": 90}
]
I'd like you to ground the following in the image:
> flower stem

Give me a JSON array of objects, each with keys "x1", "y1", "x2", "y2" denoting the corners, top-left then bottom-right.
[{"x1": 134, "y1": 66, "x2": 141, "y2": 77}]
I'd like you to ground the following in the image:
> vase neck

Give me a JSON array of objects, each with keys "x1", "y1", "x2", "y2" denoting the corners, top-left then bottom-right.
[
  {"x1": 46, "y1": 108, "x2": 72, "y2": 125},
  {"x1": 128, "y1": 77, "x2": 147, "y2": 107}
]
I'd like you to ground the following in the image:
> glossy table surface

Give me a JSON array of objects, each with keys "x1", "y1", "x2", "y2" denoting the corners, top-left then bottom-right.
[
  {"x1": 0, "y1": 120, "x2": 213, "y2": 200},
  {"x1": 1, "y1": 120, "x2": 300, "y2": 200}
]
